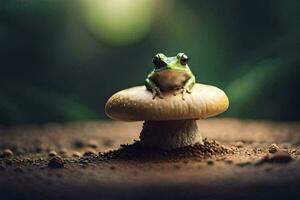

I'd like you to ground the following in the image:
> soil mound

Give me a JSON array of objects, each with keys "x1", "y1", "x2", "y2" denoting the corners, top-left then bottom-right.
[{"x1": 102, "y1": 139, "x2": 234, "y2": 161}]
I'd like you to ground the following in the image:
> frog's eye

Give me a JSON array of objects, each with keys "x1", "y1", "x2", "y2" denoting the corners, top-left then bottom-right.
[
  {"x1": 153, "y1": 54, "x2": 161, "y2": 63},
  {"x1": 180, "y1": 54, "x2": 189, "y2": 65},
  {"x1": 153, "y1": 54, "x2": 165, "y2": 69}
]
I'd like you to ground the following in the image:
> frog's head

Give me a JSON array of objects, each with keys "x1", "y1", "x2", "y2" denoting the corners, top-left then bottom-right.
[{"x1": 152, "y1": 53, "x2": 189, "y2": 71}]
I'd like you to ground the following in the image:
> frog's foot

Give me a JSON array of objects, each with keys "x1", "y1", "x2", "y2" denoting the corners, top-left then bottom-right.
[
  {"x1": 151, "y1": 87, "x2": 163, "y2": 99},
  {"x1": 173, "y1": 87, "x2": 192, "y2": 100}
]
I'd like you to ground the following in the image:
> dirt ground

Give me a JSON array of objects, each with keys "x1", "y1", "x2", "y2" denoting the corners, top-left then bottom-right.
[{"x1": 1, "y1": 118, "x2": 300, "y2": 200}]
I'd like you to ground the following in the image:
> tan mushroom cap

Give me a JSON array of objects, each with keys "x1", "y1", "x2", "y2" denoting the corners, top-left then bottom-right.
[{"x1": 105, "y1": 83, "x2": 229, "y2": 121}]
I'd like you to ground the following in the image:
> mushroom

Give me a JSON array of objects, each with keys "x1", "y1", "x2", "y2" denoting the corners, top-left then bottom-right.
[{"x1": 105, "y1": 83, "x2": 229, "y2": 150}]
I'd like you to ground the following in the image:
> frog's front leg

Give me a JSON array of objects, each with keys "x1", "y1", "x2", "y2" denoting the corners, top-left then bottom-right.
[
  {"x1": 145, "y1": 78, "x2": 163, "y2": 99},
  {"x1": 184, "y1": 75, "x2": 196, "y2": 93},
  {"x1": 173, "y1": 75, "x2": 195, "y2": 100}
]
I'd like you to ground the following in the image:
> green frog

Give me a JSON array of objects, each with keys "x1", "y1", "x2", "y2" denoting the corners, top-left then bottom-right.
[{"x1": 145, "y1": 53, "x2": 196, "y2": 100}]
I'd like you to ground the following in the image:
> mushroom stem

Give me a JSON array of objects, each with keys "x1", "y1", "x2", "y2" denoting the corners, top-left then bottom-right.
[{"x1": 140, "y1": 120, "x2": 203, "y2": 150}]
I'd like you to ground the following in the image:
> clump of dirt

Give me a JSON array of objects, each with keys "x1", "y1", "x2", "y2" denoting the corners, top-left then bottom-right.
[
  {"x1": 102, "y1": 139, "x2": 234, "y2": 161},
  {"x1": 49, "y1": 150, "x2": 58, "y2": 157},
  {"x1": 0, "y1": 149, "x2": 14, "y2": 158},
  {"x1": 48, "y1": 156, "x2": 64, "y2": 168},
  {"x1": 255, "y1": 151, "x2": 293, "y2": 165},
  {"x1": 268, "y1": 143, "x2": 280, "y2": 153}
]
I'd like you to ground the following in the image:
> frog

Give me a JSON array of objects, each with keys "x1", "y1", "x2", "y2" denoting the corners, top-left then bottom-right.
[{"x1": 145, "y1": 53, "x2": 196, "y2": 100}]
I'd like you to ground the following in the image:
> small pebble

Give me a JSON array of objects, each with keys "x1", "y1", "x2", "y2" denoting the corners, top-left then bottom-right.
[
  {"x1": 88, "y1": 140, "x2": 99, "y2": 149},
  {"x1": 48, "y1": 156, "x2": 64, "y2": 168},
  {"x1": 79, "y1": 160, "x2": 88, "y2": 165},
  {"x1": 268, "y1": 144, "x2": 280, "y2": 154},
  {"x1": 73, "y1": 140, "x2": 85, "y2": 148},
  {"x1": 98, "y1": 152, "x2": 104, "y2": 157},
  {"x1": 49, "y1": 150, "x2": 57, "y2": 157},
  {"x1": 83, "y1": 149, "x2": 97, "y2": 157},
  {"x1": 109, "y1": 166, "x2": 116, "y2": 170},
  {"x1": 256, "y1": 151, "x2": 293, "y2": 165},
  {"x1": 207, "y1": 160, "x2": 214, "y2": 165},
  {"x1": 24, "y1": 158, "x2": 33, "y2": 164},
  {"x1": 235, "y1": 141, "x2": 244, "y2": 148},
  {"x1": 80, "y1": 164, "x2": 88, "y2": 169},
  {"x1": 224, "y1": 160, "x2": 233, "y2": 164},
  {"x1": 1, "y1": 149, "x2": 14, "y2": 158},
  {"x1": 236, "y1": 161, "x2": 251, "y2": 167},
  {"x1": 72, "y1": 152, "x2": 82, "y2": 158}
]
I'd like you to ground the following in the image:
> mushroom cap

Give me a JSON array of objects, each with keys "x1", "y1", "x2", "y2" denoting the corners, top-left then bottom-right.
[{"x1": 105, "y1": 83, "x2": 229, "y2": 121}]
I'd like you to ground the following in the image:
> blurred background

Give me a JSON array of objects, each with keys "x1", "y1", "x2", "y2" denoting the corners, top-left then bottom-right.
[{"x1": 0, "y1": 0, "x2": 299, "y2": 125}]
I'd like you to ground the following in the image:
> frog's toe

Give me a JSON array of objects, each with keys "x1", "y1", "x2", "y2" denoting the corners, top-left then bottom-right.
[
  {"x1": 157, "y1": 90, "x2": 163, "y2": 99},
  {"x1": 181, "y1": 89, "x2": 187, "y2": 100},
  {"x1": 173, "y1": 88, "x2": 182, "y2": 96},
  {"x1": 151, "y1": 90, "x2": 157, "y2": 99},
  {"x1": 152, "y1": 88, "x2": 163, "y2": 99},
  {"x1": 174, "y1": 87, "x2": 190, "y2": 100},
  {"x1": 186, "y1": 88, "x2": 192, "y2": 94}
]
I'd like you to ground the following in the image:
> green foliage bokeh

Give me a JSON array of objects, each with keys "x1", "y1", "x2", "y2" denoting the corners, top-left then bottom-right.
[{"x1": 0, "y1": 0, "x2": 299, "y2": 124}]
